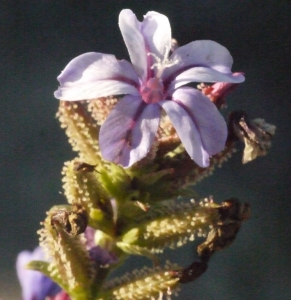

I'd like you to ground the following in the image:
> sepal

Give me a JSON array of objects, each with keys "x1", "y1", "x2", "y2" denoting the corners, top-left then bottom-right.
[
  {"x1": 100, "y1": 262, "x2": 181, "y2": 300},
  {"x1": 118, "y1": 198, "x2": 220, "y2": 254},
  {"x1": 56, "y1": 101, "x2": 100, "y2": 165},
  {"x1": 62, "y1": 159, "x2": 114, "y2": 234},
  {"x1": 38, "y1": 215, "x2": 95, "y2": 299},
  {"x1": 99, "y1": 163, "x2": 132, "y2": 203}
]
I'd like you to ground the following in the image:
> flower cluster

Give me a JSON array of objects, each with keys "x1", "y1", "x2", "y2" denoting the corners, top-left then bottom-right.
[{"x1": 17, "y1": 9, "x2": 275, "y2": 300}]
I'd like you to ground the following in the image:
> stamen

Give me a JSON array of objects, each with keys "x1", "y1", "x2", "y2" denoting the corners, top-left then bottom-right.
[{"x1": 147, "y1": 45, "x2": 179, "y2": 74}]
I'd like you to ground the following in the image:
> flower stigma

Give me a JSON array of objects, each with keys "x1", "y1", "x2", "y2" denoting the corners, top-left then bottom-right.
[{"x1": 141, "y1": 46, "x2": 180, "y2": 104}]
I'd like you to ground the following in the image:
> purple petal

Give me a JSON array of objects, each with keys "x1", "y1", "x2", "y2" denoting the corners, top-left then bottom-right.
[
  {"x1": 54, "y1": 52, "x2": 140, "y2": 100},
  {"x1": 159, "y1": 88, "x2": 227, "y2": 167},
  {"x1": 84, "y1": 226, "x2": 96, "y2": 250},
  {"x1": 160, "y1": 100, "x2": 209, "y2": 167},
  {"x1": 162, "y1": 40, "x2": 245, "y2": 92},
  {"x1": 167, "y1": 67, "x2": 245, "y2": 94},
  {"x1": 119, "y1": 10, "x2": 171, "y2": 82},
  {"x1": 119, "y1": 9, "x2": 147, "y2": 81},
  {"x1": 141, "y1": 11, "x2": 171, "y2": 62},
  {"x1": 89, "y1": 246, "x2": 118, "y2": 267},
  {"x1": 16, "y1": 247, "x2": 61, "y2": 300},
  {"x1": 172, "y1": 88, "x2": 227, "y2": 156},
  {"x1": 99, "y1": 95, "x2": 161, "y2": 168}
]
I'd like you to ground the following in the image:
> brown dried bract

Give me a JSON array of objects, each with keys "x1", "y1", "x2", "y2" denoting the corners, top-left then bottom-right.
[
  {"x1": 177, "y1": 261, "x2": 208, "y2": 284},
  {"x1": 228, "y1": 111, "x2": 276, "y2": 163},
  {"x1": 50, "y1": 204, "x2": 88, "y2": 236},
  {"x1": 198, "y1": 198, "x2": 250, "y2": 262},
  {"x1": 73, "y1": 161, "x2": 97, "y2": 172}
]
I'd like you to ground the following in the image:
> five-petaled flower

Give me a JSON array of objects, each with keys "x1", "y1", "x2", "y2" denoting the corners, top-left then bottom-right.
[{"x1": 55, "y1": 9, "x2": 244, "y2": 168}]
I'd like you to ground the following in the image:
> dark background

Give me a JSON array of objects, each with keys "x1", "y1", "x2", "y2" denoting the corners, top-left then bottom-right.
[{"x1": 1, "y1": 0, "x2": 290, "y2": 299}]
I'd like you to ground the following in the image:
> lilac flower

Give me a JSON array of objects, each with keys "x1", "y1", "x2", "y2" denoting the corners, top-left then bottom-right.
[
  {"x1": 89, "y1": 246, "x2": 118, "y2": 267},
  {"x1": 55, "y1": 9, "x2": 244, "y2": 168},
  {"x1": 16, "y1": 247, "x2": 61, "y2": 300},
  {"x1": 84, "y1": 226, "x2": 118, "y2": 267}
]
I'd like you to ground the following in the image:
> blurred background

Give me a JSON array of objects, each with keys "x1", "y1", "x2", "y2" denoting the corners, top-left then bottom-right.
[{"x1": 1, "y1": 0, "x2": 290, "y2": 299}]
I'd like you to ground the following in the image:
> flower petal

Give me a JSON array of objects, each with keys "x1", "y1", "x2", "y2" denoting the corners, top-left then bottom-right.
[
  {"x1": 162, "y1": 40, "x2": 245, "y2": 92},
  {"x1": 167, "y1": 68, "x2": 245, "y2": 94},
  {"x1": 54, "y1": 52, "x2": 140, "y2": 100},
  {"x1": 89, "y1": 246, "x2": 118, "y2": 266},
  {"x1": 160, "y1": 100, "x2": 209, "y2": 167},
  {"x1": 141, "y1": 11, "x2": 171, "y2": 61},
  {"x1": 16, "y1": 247, "x2": 61, "y2": 300},
  {"x1": 84, "y1": 226, "x2": 96, "y2": 249},
  {"x1": 119, "y1": 9, "x2": 147, "y2": 81},
  {"x1": 119, "y1": 9, "x2": 171, "y2": 81},
  {"x1": 160, "y1": 88, "x2": 227, "y2": 167},
  {"x1": 99, "y1": 95, "x2": 161, "y2": 168},
  {"x1": 173, "y1": 88, "x2": 228, "y2": 156}
]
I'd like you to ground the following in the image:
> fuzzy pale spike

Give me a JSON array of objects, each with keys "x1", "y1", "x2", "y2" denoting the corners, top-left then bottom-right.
[
  {"x1": 185, "y1": 140, "x2": 236, "y2": 186},
  {"x1": 62, "y1": 159, "x2": 109, "y2": 206},
  {"x1": 160, "y1": 140, "x2": 236, "y2": 190},
  {"x1": 87, "y1": 97, "x2": 119, "y2": 125},
  {"x1": 158, "y1": 114, "x2": 177, "y2": 141},
  {"x1": 38, "y1": 216, "x2": 94, "y2": 297},
  {"x1": 99, "y1": 163, "x2": 132, "y2": 203},
  {"x1": 156, "y1": 114, "x2": 181, "y2": 158},
  {"x1": 156, "y1": 135, "x2": 181, "y2": 158},
  {"x1": 136, "y1": 168, "x2": 174, "y2": 186},
  {"x1": 56, "y1": 101, "x2": 100, "y2": 165},
  {"x1": 101, "y1": 262, "x2": 180, "y2": 300},
  {"x1": 62, "y1": 159, "x2": 114, "y2": 232},
  {"x1": 120, "y1": 199, "x2": 220, "y2": 253}
]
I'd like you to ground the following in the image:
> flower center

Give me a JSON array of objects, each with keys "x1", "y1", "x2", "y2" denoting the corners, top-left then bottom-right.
[{"x1": 141, "y1": 78, "x2": 164, "y2": 104}]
